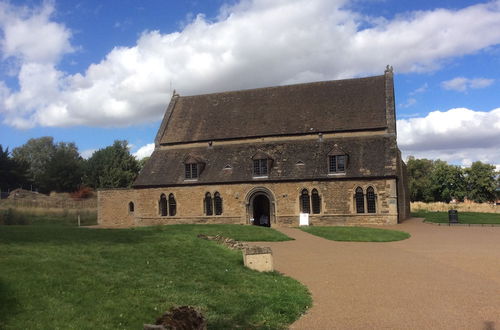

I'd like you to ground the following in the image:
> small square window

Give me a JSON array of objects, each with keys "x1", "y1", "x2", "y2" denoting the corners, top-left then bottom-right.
[
  {"x1": 253, "y1": 159, "x2": 268, "y2": 176},
  {"x1": 329, "y1": 155, "x2": 346, "y2": 173},
  {"x1": 185, "y1": 163, "x2": 198, "y2": 179}
]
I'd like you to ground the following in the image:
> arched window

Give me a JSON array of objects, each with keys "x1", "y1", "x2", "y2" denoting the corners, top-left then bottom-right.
[
  {"x1": 300, "y1": 189, "x2": 310, "y2": 214},
  {"x1": 366, "y1": 186, "x2": 376, "y2": 213},
  {"x1": 214, "y1": 192, "x2": 223, "y2": 215},
  {"x1": 311, "y1": 189, "x2": 321, "y2": 214},
  {"x1": 128, "y1": 201, "x2": 134, "y2": 213},
  {"x1": 204, "y1": 192, "x2": 213, "y2": 216},
  {"x1": 159, "y1": 194, "x2": 168, "y2": 216},
  {"x1": 168, "y1": 193, "x2": 176, "y2": 216},
  {"x1": 355, "y1": 187, "x2": 364, "y2": 213}
]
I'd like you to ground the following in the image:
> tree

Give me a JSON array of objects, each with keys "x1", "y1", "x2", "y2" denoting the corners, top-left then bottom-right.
[
  {"x1": 465, "y1": 161, "x2": 497, "y2": 203},
  {"x1": 83, "y1": 140, "x2": 140, "y2": 189},
  {"x1": 39, "y1": 142, "x2": 84, "y2": 193},
  {"x1": 12, "y1": 137, "x2": 56, "y2": 187},
  {"x1": 430, "y1": 161, "x2": 466, "y2": 203},
  {"x1": 406, "y1": 156, "x2": 435, "y2": 202},
  {"x1": 0, "y1": 145, "x2": 29, "y2": 192}
]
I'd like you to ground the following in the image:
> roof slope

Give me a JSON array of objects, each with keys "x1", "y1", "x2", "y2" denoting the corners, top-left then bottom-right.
[
  {"x1": 159, "y1": 75, "x2": 387, "y2": 144},
  {"x1": 133, "y1": 135, "x2": 397, "y2": 187}
]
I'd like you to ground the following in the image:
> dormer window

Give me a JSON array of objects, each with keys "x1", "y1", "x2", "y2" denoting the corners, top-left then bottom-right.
[
  {"x1": 252, "y1": 150, "x2": 273, "y2": 177},
  {"x1": 329, "y1": 155, "x2": 346, "y2": 173},
  {"x1": 185, "y1": 163, "x2": 198, "y2": 179},
  {"x1": 253, "y1": 159, "x2": 268, "y2": 176},
  {"x1": 183, "y1": 154, "x2": 205, "y2": 180},
  {"x1": 328, "y1": 144, "x2": 348, "y2": 174}
]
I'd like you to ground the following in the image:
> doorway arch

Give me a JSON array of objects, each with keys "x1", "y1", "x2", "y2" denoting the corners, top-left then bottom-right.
[{"x1": 245, "y1": 187, "x2": 276, "y2": 227}]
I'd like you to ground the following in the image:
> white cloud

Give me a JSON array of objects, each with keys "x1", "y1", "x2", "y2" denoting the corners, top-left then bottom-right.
[
  {"x1": 80, "y1": 148, "x2": 96, "y2": 159},
  {"x1": 1, "y1": 0, "x2": 500, "y2": 128},
  {"x1": 441, "y1": 77, "x2": 495, "y2": 92},
  {"x1": 133, "y1": 143, "x2": 155, "y2": 160},
  {"x1": 398, "y1": 107, "x2": 500, "y2": 166}
]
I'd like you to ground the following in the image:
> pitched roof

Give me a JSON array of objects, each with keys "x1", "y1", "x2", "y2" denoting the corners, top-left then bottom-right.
[
  {"x1": 133, "y1": 135, "x2": 397, "y2": 187},
  {"x1": 158, "y1": 75, "x2": 388, "y2": 144}
]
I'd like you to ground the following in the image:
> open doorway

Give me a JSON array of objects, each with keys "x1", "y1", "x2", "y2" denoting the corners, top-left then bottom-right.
[{"x1": 252, "y1": 194, "x2": 270, "y2": 227}]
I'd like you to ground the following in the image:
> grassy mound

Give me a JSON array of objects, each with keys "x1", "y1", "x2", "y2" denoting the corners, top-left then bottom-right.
[
  {"x1": 300, "y1": 226, "x2": 410, "y2": 242},
  {"x1": 0, "y1": 224, "x2": 309, "y2": 329}
]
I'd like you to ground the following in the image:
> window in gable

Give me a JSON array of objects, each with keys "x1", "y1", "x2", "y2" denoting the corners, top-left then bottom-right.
[
  {"x1": 168, "y1": 193, "x2": 176, "y2": 216},
  {"x1": 355, "y1": 187, "x2": 365, "y2": 213},
  {"x1": 185, "y1": 163, "x2": 198, "y2": 179},
  {"x1": 253, "y1": 159, "x2": 268, "y2": 176},
  {"x1": 329, "y1": 155, "x2": 346, "y2": 173},
  {"x1": 311, "y1": 189, "x2": 321, "y2": 214},
  {"x1": 366, "y1": 186, "x2": 376, "y2": 213},
  {"x1": 214, "y1": 192, "x2": 223, "y2": 215},
  {"x1": 204, "y1": 192, "x2": 213, "y2": 216},
  {"x1": 300, "y1": 189, "x2": 311, "y2": 214}
]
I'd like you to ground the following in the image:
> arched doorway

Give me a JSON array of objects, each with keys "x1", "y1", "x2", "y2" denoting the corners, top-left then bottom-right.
[
  {"x1": 253, "y1": 194, "x2": 270, "y2": 227},
  {"x1": 245, "y1": 187, "x2": 276, "y2": 227}
]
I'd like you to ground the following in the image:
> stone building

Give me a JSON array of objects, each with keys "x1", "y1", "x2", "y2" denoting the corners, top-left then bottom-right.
[{"x1": 98, "y1": 67, "x2": 410, "y2": 227}]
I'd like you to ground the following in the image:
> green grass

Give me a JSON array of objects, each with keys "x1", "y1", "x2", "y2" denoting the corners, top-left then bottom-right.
[
  {"x1": 300, "y1": 226, "x2": 410, "y2": 242},
  {"x1": 0, "y1": 208, "x2": 97, "y2": 226},
  {"x1": 412, "y1": 210, "x2": 500, "y2": 224},
  {"x1": 0, "y1": 222, "x2": 309, "y2": 329}
]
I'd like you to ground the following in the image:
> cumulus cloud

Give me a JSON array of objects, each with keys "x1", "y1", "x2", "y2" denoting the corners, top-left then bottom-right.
[
  {"x1": 133, "y1": 143, "x2": 155, "y2": 160},
  {"x1": 1, "y1": 0, "x2": 500, "y2": 128},
  {"x1": 397, "y1": 107, "x2": 500, "y2": 166},
  {"x1": 441, "y1": 77, "x2": 495, "y2": 92}
]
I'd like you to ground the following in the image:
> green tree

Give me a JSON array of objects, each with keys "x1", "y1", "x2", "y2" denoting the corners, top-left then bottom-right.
[
  {"x1": 83, "y1": 140, "x2": 140, "y2": 189},
  {"x1": 430, "y1": 160, "x2": 466, "y2": 203},
  {"x1": 464, "y1": 161, "x2": 497, "y2": 203},
  {"x1": 39, "y1": 143, "x2": 84, "y2": 193},
  {"x1": 12, "y1": 137, "x2": 56, "y2": 187},
  {"x1": 406, "y1": 156, "x2": 435, "y2": 202},
  {"x1": 0, "y1": 145, "x2": 29, "y2": 192}
]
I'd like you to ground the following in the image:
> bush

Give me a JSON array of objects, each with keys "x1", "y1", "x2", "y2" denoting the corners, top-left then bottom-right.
[
  {"x1": 0, "y1": 208, "x2": 31, "y2": 225},
  {"x1": 70, "y1": 186, "x2": 94, "y2": 200}
]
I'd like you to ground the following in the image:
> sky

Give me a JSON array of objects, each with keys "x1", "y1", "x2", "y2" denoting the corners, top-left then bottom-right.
[{"x1": 0, "y1": 0, "x2": 499, "y2": 169}]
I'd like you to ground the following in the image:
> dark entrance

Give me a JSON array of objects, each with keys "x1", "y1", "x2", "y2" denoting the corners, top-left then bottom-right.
[{"x1": 252, "y1": 194, "x2": 270, "y2": 227}]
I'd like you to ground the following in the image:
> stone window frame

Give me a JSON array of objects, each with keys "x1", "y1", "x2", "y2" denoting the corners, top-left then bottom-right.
[
  {"x1": 353, "y1": 186, "x2": 378, "y2": 214},
  {"x1": 204, "y1": 192, "x2": 213, "y2": 216},
  {"x1": 311, "y1": 189, "x2": 321, "y2": 214},
  {"x1": 159, "y1": 193, "x2": 168, "y2": 216},
  {"x1": 168, "y1": 193, "x2": 177, "y2": 216},
  {"x1": 128, "y1": 201, "x2": 135, "y2": 213},
  {"x1": 327, "y1": 144, "x2": 348, "y2": 176},
  {"x1": 300, "y1": 188, "x2": 322, "y2": 214},
  {"x1": 204, "y1": 191, "x2": 223, "y2": 216},
  {"x1": 252, "y1": 151, "x2": 273, "y2": 178},
  {"x1": 300, "y1": 189, "x2": 311, "y2": 214}
]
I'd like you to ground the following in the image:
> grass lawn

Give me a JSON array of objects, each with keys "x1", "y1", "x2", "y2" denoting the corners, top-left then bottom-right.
[
  {"x1": 412, "y1": 210, "x2": 500, "y2": 224},
  {"x1": 0, "y1": 222, "x2": 310, "y2": 329},
  {"x1": 300, "y1": 226, "x2": 410, "y2": 242}
]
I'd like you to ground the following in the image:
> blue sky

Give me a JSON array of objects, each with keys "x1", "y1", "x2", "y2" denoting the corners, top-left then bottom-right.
[{"x1": 0, "y1": 0, "x2": 499, "y2": 167}]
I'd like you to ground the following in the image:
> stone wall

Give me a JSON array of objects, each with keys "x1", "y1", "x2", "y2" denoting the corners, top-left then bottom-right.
[{"x1": 98, "y1": 179, "x2": 400, "y2": 227}]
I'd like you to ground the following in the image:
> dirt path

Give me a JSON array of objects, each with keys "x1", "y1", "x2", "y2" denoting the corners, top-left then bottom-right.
[{"x1": 264, "y1": 218, "x2": 500, "y2": 329}]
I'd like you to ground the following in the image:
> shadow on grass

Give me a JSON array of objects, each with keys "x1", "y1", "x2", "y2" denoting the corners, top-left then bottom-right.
[
  {"x1": 0, "y1": 226, "x2": 156, "y2": 245},
  {"x1": 0, "y1": 280, "x2": 20, "y2": 328}
]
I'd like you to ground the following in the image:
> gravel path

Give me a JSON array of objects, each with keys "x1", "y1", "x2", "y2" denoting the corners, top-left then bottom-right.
[{"x1": 264, "y1": 218, "x2": 500, "y2": 329}]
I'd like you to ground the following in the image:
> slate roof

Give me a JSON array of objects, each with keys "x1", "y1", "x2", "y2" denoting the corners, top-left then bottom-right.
[
  {"x1": 158, "y1": 75, "x2": 388, "y2": 144},
  {"x1": 133, "y1": 135, "x2": 397, "y2": 187}
]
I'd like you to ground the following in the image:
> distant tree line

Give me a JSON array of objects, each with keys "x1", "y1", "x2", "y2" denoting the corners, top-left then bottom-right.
[
  {"x1": 0, "y1": 137, "x2": 142, "y2": 195},
  {"x1": 407, "y1": 156, "x2": 499, "y2": 203}
]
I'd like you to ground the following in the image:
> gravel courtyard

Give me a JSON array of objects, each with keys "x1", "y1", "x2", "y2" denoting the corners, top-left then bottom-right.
[{"x1": 265, "y1": 218, "x2": 500, "y2": 329}]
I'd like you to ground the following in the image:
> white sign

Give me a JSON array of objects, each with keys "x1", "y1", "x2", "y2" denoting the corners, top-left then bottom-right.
[{"x1": 299, "y1": 213, "x2": 309, "y2": 226}]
